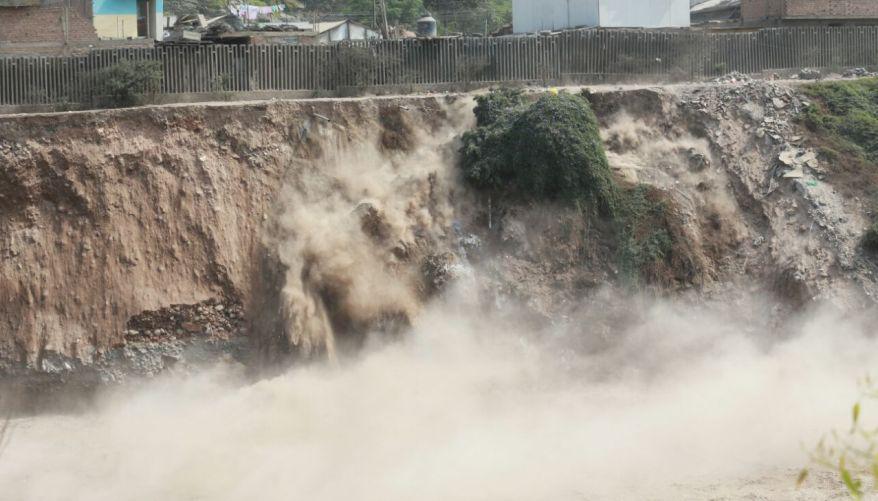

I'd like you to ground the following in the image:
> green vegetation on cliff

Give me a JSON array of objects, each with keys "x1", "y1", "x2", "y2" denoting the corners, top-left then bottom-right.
[
  {"x1": 803, "y1": 78, "x2": 878, "y2": 251},
  {"x1": 803, "y1": 78, "x2": 878, "y2": 163},
  {"x1": 460, "y1": 89, "x2": 691, "y2": 286},
  {"x1": 472, "y1": 87, "x2": 526, "y2": 127},
  {"x1": 461, "y1": 91, "x2": 620, "y2": 216}
]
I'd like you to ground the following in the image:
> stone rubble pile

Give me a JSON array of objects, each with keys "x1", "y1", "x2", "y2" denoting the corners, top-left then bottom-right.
[
  {"x1": 124, "y1": 298, "x2": 246, "y2": 341},
  {"x1": 776, "y1": 147, "x2": 820, "y2": 177},
  {"x1": 3, "y1": 298, "x2": 250, "y2": 384},
  {"x1": 686, "y1": 79, "x2": 805, "y2": 145},
  {"x1": 712, "y1": 71, "x2": 753, "y2": 84},
  {"x1": 797, "y1": 68, "x2": 822, "y2": 80},
  {"x1": 90, "y1": 298, "x2": 251, "y2": 381},
  {"x1": 684, "y1": 77, "x2": 863, "y2": 276},
  {"x1": 843, "y1": 67, "x2": 875, "y2": 78}
]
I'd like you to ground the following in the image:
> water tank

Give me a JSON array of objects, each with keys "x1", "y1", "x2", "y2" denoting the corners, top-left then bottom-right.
[{"x1": 416, "y1": 15, "x2": 438, "y2": 38}]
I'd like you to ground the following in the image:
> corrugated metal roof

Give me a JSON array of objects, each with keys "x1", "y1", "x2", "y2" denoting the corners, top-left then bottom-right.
[
  {"x1": 0, "y1": 0, "x2": 42, "y2": 6},
  {"x1": 691, "y1": 0, "x2": 739, "y2": 13}
]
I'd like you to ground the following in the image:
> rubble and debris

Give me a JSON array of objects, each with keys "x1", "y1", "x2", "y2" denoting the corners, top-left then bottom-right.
[
  {"x1": 843, "y1": 67, "x2": 873, "y2": 78},
  {"x1": 713, "y1": 72, "x2": 752, "y2": 84},
  {"x1": 776, "y1": 147, "x2": 820, "y2": 174},
  {"x1": 798, "y1": 68, "x2": 822, "y2": 80},
  {"x1": 687, "y1": 148, "x2": 711, "y2": 171},
  {"x1": 354, "y1": 201, "x2": 392, "y2": 242},
  {"x1": 165, "y1": 14, "x2": 245, "y2": 43},
  {"x1": 125, "y1": 298, "x2": 245, "y2": 341},
  {"x1": 684, "y1": 80, "x2": 801, "y2": 147},
  {"x1": 458, "y1": 234, "x2": 482, "y2": 259},
  {"x1": 679, "y1": 76, "x2": 868, "y2": 304},
  {"x1": 782, "y1": 167, "x2": 804, "y2": 179},
  {"x1": 422, "y1": 252, "x2": 461, "y2": 295},
  {"x1": 778, "y1": 149, "x2": 797, "y2": 167}
]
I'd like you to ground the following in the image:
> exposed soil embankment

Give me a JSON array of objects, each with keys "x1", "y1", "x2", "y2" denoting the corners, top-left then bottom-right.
[
  {"x1": 3, "y1": 81, "x2": 878, "y2": 404},
  {"x1": 0, "y1": 96, "x2": 463, "y2": 393},
  {"x1": 7, "y1": 81, "x2": 878, "y2": 499},
  {"x1": 590, "y1": 82, "x2": 878, "y2": 308}
]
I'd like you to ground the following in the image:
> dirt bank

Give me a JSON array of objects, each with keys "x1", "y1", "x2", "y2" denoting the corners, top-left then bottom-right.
[
  {"x1": 2, "y1": 81, "x2": 877, "y2": 400},
  {"x1": 0, "y1": 95, "x2": 464, "y2": 392}
]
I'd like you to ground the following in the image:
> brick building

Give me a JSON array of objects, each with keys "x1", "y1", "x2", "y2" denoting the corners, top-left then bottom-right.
[
  {"x1": 1, "y1": 0, "x2": 161, "y2": 54},
  {"x1": 0, "y1": 0, "x2": 97, "y2": 51},
  {"x1": 742, "y1": 0, "x2": 878, "y2": 25}
]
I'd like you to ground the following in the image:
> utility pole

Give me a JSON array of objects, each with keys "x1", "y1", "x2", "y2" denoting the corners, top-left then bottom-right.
[
  {"x1": 378, "y1": 0, "x2": 390, "y2": 39},
  {"x1": 63, "y1": 0, "x2": 70, "y2": 44}
]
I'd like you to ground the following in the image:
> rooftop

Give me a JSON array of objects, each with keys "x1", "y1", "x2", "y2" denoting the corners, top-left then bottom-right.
[{"x1": 691, "y1": 0, "x2": 740, "y2": 14}]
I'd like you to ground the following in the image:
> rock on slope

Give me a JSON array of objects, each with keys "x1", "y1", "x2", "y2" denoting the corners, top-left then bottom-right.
[{"x1": 591, "y1": 81, "x2": 877, "y2": 309}]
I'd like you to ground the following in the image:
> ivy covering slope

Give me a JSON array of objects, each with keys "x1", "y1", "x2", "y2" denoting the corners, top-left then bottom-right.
[
  {"x1": 459, "y1": 89, "x2": 696, "y2": 286},
  {"x1": 461, "y1": 90, "x2": 620, "y2": 216}
]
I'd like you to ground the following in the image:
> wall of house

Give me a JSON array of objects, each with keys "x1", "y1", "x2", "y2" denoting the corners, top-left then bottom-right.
[
  {"x1": 741, "y1": 0, "x2": 784, "y2": 21},
  {"x1": 599, "y1": 0, "x2": 690, "y2": 27},
  {"x1": 743, "y1": 0, "x2": 878, "y2": 22},
  {"x1": 315, "y1": 22, "x2": 380, "y2": 43},
  {"x1": 92, "y1": 0, "x2": 137, "y2": 38},
  {"x1": 152, "y1": 0, "x2": 162, "y2": 39},
  {"x1": 512, "y1": 0, "x2": 689, "y2": 32},
  {"x1": 512, "y1": 0, "x2": 599, "y2": 34},
  {"x1": 328, "y1": 23, "x2": 348, "y2": 42},
  {"x1": 348, "y1": 23, "x2": 379, "y2": 41},
  {"x1": 785, "y1": 0, "x2": 878, "y2": 18},
  {"x1": 92, "y1": 0, "x2": 161, "y2": 39},
  {"x1": 0, "y1": 4, "x2": 97, "y2": 44}
]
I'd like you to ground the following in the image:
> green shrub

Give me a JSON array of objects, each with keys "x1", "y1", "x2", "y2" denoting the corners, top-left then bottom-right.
[
  {"x1": 91, "y1": 59, "x2": 163, "y2": 108},
  {"x1": 617, "y1": 185, "x2": 674, "y2": 281},
  {"x1": 459, "y1": 89, "x2": 694, "y2": 286},
  {"x1": 460, "y1": 91, "x2": 620, "y2": 216},
  {"x1": 472, "y1": 87, "x2": 526, "y2": 127}
]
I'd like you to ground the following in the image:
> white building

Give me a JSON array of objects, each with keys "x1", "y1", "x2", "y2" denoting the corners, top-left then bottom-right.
[
  {"x1": 282, "y1": 19, "x2": 380, "y2": 43},
  {"x1": 512, "y1": 0, "x2": 690, "y2": 34},
  {"x1": 312, "y1": 20, "x2": 380, "y2": 43}
]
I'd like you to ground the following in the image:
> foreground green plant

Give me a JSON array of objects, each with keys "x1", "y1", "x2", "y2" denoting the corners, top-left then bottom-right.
[{"x1": 800, "y1": 377, "x2": 878, "y2": 499}]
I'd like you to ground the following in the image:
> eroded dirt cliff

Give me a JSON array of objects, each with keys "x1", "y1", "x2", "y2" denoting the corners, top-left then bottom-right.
[
  {"x1": 0, "y1": 96, "x2": 467, "y2": 386},
  {"x1": 2, "y1": 81, "x2": 877, "y2": 397}
]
